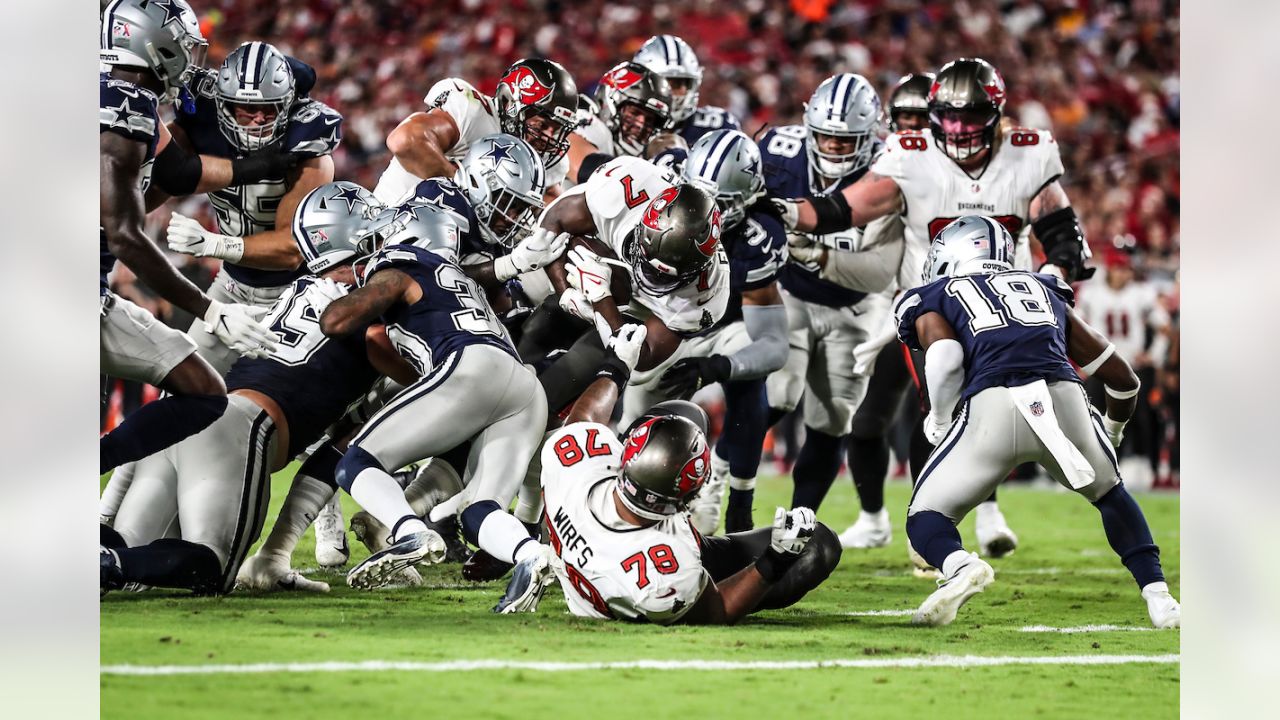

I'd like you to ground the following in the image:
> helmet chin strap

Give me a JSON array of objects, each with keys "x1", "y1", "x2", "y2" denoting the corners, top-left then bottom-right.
[{"x1": 613, "y1": 481, "x2": 672, "y2": 523}]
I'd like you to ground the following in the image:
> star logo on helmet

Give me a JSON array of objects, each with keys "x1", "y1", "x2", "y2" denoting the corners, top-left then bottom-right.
[
  {"x1": 501, "y1": 66, "x2": 552, "y2": 106},
  {"x1": 642, "y1": 186, "x2": 680, "y2": 231},
  {"x1": 324, "y1": 185, "x2": 367, "y2": 214},
  {"x1": 481, "y1": 139, "x2": 518, "y2": 170},
  {"x1": 602, "y1": 65, "x2": 644, "y2": 91},
  {"x1": 150, "y1": 0, "x2": 189, "y2": 27},
  {"x1": 393, "y1": 202, "x2": 433, "y2": 226}
]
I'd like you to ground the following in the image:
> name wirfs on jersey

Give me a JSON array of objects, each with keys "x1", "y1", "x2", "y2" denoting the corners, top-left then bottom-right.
[{"x1": 100, "y1": 74, "x2": 162, "y2": 291}]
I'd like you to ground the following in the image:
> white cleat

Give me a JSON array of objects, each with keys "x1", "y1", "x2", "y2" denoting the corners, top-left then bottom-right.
[
  {"x1": 346, "y1": 530, "x2": 446, "y2": 590},
  {"x1": 1142, "y1": 582, "x2": 1181, "y2": 628},
  {"x1": 974, "y1": 502, "x2": 1018, "y2": 558},
  {"x1": 236, "y1": 554, "x2": 330, "y2": 593},
  {"x1": 494, "y1": 545, "x2": 560, "y2": 614},
  {"x1": 314, "y1": 493, "x2": 350, "y2": 568},
  {"x1": 838, "y1": 508, "x2": 892, "y2": 549},
  {"x1": 912, "y1": 553, "x2": 995, "y2": 626},
  {"x1": 907, "y1": 540, "x2": 942, "y2": 580}
]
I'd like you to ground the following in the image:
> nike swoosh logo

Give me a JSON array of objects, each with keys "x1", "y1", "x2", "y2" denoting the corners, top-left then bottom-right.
[
  {"x1": 323, "y1": 116, "x2": 341, "y2": 125},
  {"x1": 657, "y1": 588, "x2": 678, "y2": 599}
]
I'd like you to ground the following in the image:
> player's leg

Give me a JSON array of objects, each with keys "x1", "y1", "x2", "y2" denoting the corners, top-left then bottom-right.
[
  {"x1": 843, "y1": 342, "x2": 912, "y2": 548},
  {"x1": 99, "y1": 294, "x2": 227, "y2": 474},
  {"x1": 718, "y1": 378, "x2": 770, "y2": 533},
  {"x1": 698, "y1": 523, "x2": 841, "y2": 612},
  {"x1": 533, "y1": 325, "x2": 606, "y2": 424}
]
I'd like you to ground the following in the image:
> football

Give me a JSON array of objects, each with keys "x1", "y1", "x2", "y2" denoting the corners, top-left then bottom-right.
[{"x1": 568, "y1": 234, "x2": 633, "y2": 306}]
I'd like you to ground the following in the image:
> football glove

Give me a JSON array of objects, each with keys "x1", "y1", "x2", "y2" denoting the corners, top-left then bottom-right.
[
  {"x1": 495, "y1": 228, "x2": 570, "y2": 281},
  {"x1": 167, "y1": 212, "x2": 245, "y2": 262},
  {"x1": 923, "y1": 413, "x2": 952, "y2": 446},
  {"x1": 308, "y1": 277, "x2": 350, "y2": 314},
  {"x1": 658, "y1": 355, "x2": 732, "y2": 399},
  {"x1": 203, "y1": 300, "x2": 278, "y2": 359},
  {"x1": 565, "y1": 246, "x2": 613, "y2": 303},
  {"x1": 594, "y1": 315, "x2": 647, "y2": 372},
  {"x1": 770, "y1": 506, "x2": 816, "y2": 556},
  {"x1": 229, "y1": 141, "x2": 305, "y2": 186},
  {"x1": 771, "y1": 198, "x2": 802, "y2": 230},
  {"x1": 558, "y1": 287, "x2": 595, "y2": 321},
  {"x1": 785, "y1": 232, "x2": 825, "y2": 265}
]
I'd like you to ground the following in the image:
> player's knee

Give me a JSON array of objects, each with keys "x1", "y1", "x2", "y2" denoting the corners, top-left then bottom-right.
[
  {"x1": 850, "y1": 406, "x2": 892, "y2": 440},
  {"x1": 1082, "y1": 474, "x2": 1122, "y2": 504},
  {"x1": 163, "y1": 354, "x2": 226, "y2": 397},
  {"x1": 335, "y1": 446, "x2": 385, "y2": 492},
  {"x1": 297, "y1": 442, "x2": 345, "y2": 490}
]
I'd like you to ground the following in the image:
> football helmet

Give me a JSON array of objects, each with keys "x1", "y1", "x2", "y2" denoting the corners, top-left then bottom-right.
[
  {"x1": 100, "y1": 0, "x2": 207, "y2": 103},
  {"x1": 454, "y1": 134, "x2": 546, "y2": 248},
  {"x1": 616, "y1": 415, "x2": 711, "y2": 520},
  {"x1": 632, "y1": 35, "x2": 703, "y2": 123},
  {"x1": 594, "y1": 62, "x2": 674, "y2": 157},
  {"x1": 928, "y1": 58, "x2": 1006, "y2": 163},
  {"x1": 356, "y1": 201, "x2": 464, "y2": 264},
  {"x1": 625, "y1": 184, "x2": 720, "y2": 295},
  {"x1": 682, "y1": 129, "x2": 765, "y2": 231},
  {"x1": 923, "y1": 215, "x2": 1014, "y2": 284},
  {"x1": 494, "y1": 58, "x2": 580, "y2": 167},
  {"x1": 292, "y1": 181, "x2": 383, "y2": 273},
  {"x1": 888, "y1": 73, "x2": 934, "y2": 132},
  {"x1": 803, "y1": 73, "x2": 882, "y2": 181},
  {"x1": 215, "y1": 42, "x2": 296, "y2": 152}
]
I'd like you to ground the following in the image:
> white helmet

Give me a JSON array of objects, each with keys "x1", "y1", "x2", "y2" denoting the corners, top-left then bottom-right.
[
  {"x1": 100, "y1": 0, "x2": 207, "y2": 103},
  {"x1": 633, "y1": 35, "x2": 703, "y2": 123},
  {"x1": 803, "y1": 73, "x2": 881, "y2": 182},
  {"x1": 453, "y1": 134, "x2": 546, "y2": 248},
  {"x1": 923, "y1": 216, "x2": 1015, "y2": 284},
  {"x1": 682, "y1": 129, "x2": 764, "y2": 230}
]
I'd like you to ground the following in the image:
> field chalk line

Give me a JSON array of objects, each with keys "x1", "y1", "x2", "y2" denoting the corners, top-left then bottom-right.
[
  {"x1": 1019, "y1": 625, "x2": 1160, "y2": 634},
  {"x1": 101, "y1": 654, "x2": 1179, "y2": 676}
]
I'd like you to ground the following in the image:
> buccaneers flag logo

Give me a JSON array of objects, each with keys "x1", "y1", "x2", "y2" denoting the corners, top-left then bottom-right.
[
  {"x1": 621, "y1": 418, "x2": 658, "y2": 466},
  {"x1": 642, "y1": 186, "x2": 681, "y2": 231},
  {"x1": 501, "y1": 66, "x2": 552, "y2": 105},
  {"x1": 695, "y1": 208, "x2": 721, "y2": 257},
  {"x1": 602, "y1": 65, "x2": 644, "y2": 91}
]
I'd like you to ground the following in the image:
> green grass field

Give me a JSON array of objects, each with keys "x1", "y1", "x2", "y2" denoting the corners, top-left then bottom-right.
[{"x1": 101, "y1": 468, "x2": 1179, "y2": 719}]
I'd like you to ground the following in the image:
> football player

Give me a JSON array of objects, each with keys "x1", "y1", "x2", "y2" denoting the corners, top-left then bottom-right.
[
  {"x1": 373, "y1": 58, "x2": 579, "y2": 205},
  {"x1": 320, "y1": 205, "x2": 553, "y2": 590},
  {"x1": 494, "y1": 325, "x2": 840, "y2": 623},
  {"x1": 757, "y1": 74, "x2": 899, "y2": 514},
  {"x1": 895, "y1": 217, "x2": 1179, "y2": 629},
  {"x1": 632, "y1": 35, "x2": 741, "y2": 145},
  {"x1": 567, "y1": 62, "x2": 675, "y2": 184},
  {"x1": 99, "y1": 0, "x2": 279, "y2": 474},
  {"x1": 101, "y1": 182, "x2": 391, "y2": 595}
]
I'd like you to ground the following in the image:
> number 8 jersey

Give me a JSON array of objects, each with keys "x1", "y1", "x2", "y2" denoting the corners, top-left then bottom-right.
[{"x1": 540, "y1": 422, "x2": 708, "y2": 624}]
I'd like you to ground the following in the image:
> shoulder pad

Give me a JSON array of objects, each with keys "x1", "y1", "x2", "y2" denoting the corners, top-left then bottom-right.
[
  {"x1": 100, "y1": 79, "x2": 159, "y2": 142},
  {"x1": 285, "y1": 100, "x2": 343, "y2": 156}
]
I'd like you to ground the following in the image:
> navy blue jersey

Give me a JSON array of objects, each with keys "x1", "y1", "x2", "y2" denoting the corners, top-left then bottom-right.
[
  {"x1": 758, "y1": 124, "x2": 882, "y2": 309},
  {"x1": 714, "y1": 204, "x2": 786, "y2": 329},
  {"x1": 224, "y1": 277, "x2": 380, "y2": 457},
  {"x1": 361, "y1": 245, "x2": 517, "y2": 375},
  {"x1": 406, "y1": 178, "x2": 491, "y2": 261},
  {"x1": 895, "y1": 271, "x2": 1081, "y2": 400},
  {"x1": 100, "y1": 74, "x2": 161, "y2": 292},
  {"x1": 176, "y1": 65, "x2": 342, "y2": 288},
  {"x1": 677, "y1": 106, "x2": 741, "y2": 146}
]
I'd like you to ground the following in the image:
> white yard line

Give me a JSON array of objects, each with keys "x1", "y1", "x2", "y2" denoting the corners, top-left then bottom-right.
[
  {"x1": 1019, "y1": 625, "x2": 1161, "y2": 634},
  {"x1": 843, "y1": 609, "x2": 916, "y2": 616},
  {"x1": 101, "y1": 654, "x2": 1179, "y2": 676}
]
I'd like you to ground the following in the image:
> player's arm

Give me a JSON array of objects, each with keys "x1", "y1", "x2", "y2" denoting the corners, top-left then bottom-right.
[
  {"x1": 1029, "y1": 180, "x2": 1094, "y2": 282},
  {"x1": 789, "y1": 214, "x2": 905, "y2": 293},
  {"x1": 562, "y1": 320, "x2": 648, "y2": 425},
  {"x1": 566, "y1": 132, "x2": 600, "y2": 187},
  {"x1": 658, "y1": 283, "x2": 787, "y2": 398},
  {"x1": 1066, "y1": 308, "x2": 1139, "y2": 446},
  {"x1": 320, "y1": 268, "x2": 421, "y2": 337},
  {"x1": 782, "y1": 172, "x2": 903, "y2": 235},
  {"x1": 914, "y1": 311, "x2": 965, "y2": 443},
  {"x1": 365, "y1": 323, "x2": 421, "y2": 386},
  {"x1": 535, "y1": 191, "x2": 599, "y2": 295},
  {"x1": 385, "y1": 110, "x2": 461, "y2": 181},
  {"x1": 147, "y1": 122, "x2": 301, "y2": 208},
  {"x1": 463, "y1": 226, "x2": 571, "y2": 291}
]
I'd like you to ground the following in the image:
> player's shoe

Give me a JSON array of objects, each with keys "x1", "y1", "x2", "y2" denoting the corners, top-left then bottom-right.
[
  {"x1": 907, "y1": 540, "x2": 942, "y2": 580},
  {"x1": 493, "y1": 545, "x2": 559, "y2": 614},
  {"x1": 346, "y1": 530, "x2": 446, "y2": 590},
  {"x1": 838, "y1": 508, "x2": 892, "y2": 549},
  {"x1": 427, "y1": 514, "x2": 472, "y2": 564},
  {"x1": 235, "y1": 554, "x2": 330, "y2": 593},
  {"x1": 314, "y1": 494, "x2": 350, "y2": 568},
  {"x1": 100, "y1": 547, "x2": 124, "y2": 597},
  {"x1": 974, "y1": 501, "x2": 1018, "y2": 558},
  {"x1": 350, "y1": 511, "x2": 390, "y2": 556},
  {"x1": 912, "y1": 553, "x2": 995, "y2": 626},
  {"x1": 688, "y1": 471, "x2": 726, "y2": 535},
  {"x1": 462, "y1": 549, "x2": 515, "y2": 582},
  {"x1": 1142, "y1": 582, "x2": 1181, "y2": 629}
]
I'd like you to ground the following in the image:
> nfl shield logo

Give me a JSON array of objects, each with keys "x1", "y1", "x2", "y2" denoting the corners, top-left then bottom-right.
[{"x1": 1030, "y1": 401, "x2": 1044, "y2": 417}]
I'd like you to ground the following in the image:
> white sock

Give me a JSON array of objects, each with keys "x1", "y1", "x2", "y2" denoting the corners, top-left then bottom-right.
[
  {"x1": 711, "y1": 451, "x2": 731, "y2": 477},
  {"x1": 975, "y1": 501, "x2": 1002, "y2": 521},
  {"x1": 729, "y1": 474, "x2": 756, "y2": 491},
  {"x1": 477, "y1": 509, "x2": 535, "y2": 564},
  {"x1": 941, "y1": 550, "x2": 972, "y2": 578},
  {"x1": 259, "y1": 474, "x2": 334, "y2": 560},
  {"x1": 99, "y1": 462, "x2": 137, "y2": 520},
  {"x1": 1141, "y1": 581, "x2": 1170, "y2": 596},
  {"x1": 349, "y1": 467, "x2": 423, "y2": 540}
]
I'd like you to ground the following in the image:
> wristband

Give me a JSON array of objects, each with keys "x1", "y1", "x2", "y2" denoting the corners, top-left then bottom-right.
[
  {"x1": 1080, "y1": 344, "x2": 1115, "y2": 375},
  {"x1": 754, "y1": 546, "x2": 801, "y2": 583},
  {"x1": 1105, "y1": 383, "x2": 1140, "y2": 400},
  {"x1": 595, "y1": 354, "x2": 631, "y2": 391},
  {"x1": 211, "y1": 234, "x2": 245, "y2": 263},
  {"x1": 493, "y1": 254, "x2": 519, "y2": 282}
]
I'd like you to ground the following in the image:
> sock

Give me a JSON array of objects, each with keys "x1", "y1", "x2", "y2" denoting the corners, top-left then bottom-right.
[
  {"x1": 462, "y1": 500, "x2": 533, "y2": 564},
  {"x1": 100, "y1": 394, "x2": 227, "y2": 473},
  {"x1": 975, "y1": 500, "x2": 1002, "y2": 523},
  {"x1": 847, "y1": 435, "x2": 888, "y2": 513},
  {"x1": 986, "y1": 489, "x2": 998, "y2": 503},
  {"x1": 116, "y1": 538, "x2": 224, "y2": 594},
  {"x1": 390, "y1": 514, "x2": 428, "y2": 541},
  {"x1": 790, "y1": 427, "x2": 846, "y2": 511},
  {"x1": 905, "y1": 510, "x2": 966, "y2": 571},
  {"x1": 342, "y1": 449, "x2": 424, "y2": 539},
  {"x1": 1092, "y1": 484, "x2": 1164, "y2": 588},
  {"x1": 98, "y1": 462, "x2": 137, "y2": 521},
  {"x1": 727, "y1": 473, "x2": 756, "y2": 512},
  {"x1": 100, "y1": 523, "x2": 127, "y2": 549},
  {"x1": 941, "y1": 549, "x2": 972, "y2": 578},
  {"x1": 257, "y1": 473, "x2": 334, "y2": 561},
  {"x1": 767, "y1": 407, "x2": 789, "y2": 429}
]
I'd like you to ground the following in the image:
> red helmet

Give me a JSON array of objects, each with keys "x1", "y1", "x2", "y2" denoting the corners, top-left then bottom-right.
[{"x1": 616, "y1": 415, "x2": 710, "y2": 520}]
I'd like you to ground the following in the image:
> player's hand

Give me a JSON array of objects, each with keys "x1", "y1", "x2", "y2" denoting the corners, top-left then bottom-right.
[
  {"x1": 558, "y1": 288, "x2": 595, "y2": 321},
  {"x1": 771, "y1": 198, "x2": 802, "y2": 230},
  {"x1": 770, "y1": 507, "x2": 816, "y2": 555},
  {"x1": 1102, "y1": 415, "x2": 1126, "y2": 448},
  {"x1": 167, "y1": 213, "x2": 245, "y2": 262},
  {"x1": 785, "y1": 232, "x2": 826, "y2": 265},
  {"x1": 496, "y1": 228, "x2": 571, "y2": 281},
  {"x1": 594, "y1": 315, "x2": 648, "y2": 372},
  {"x1": 230, "y1": 141, "x2": 305, "y2": 186},
  {"x1": 309, "y1": 277, "x2": 350, "y2": 314},
  {"x1": 923, "y1": 414, "x2": 952, "y2": 445},
  {"x1": 566, "y1": 246, "x2": 613, "y2": 303},
  {"x1": 203, "y1": 300, "x2": 278, "y2": 359},
  {"x1": 657, "y1": 355, "x2": 732, "y2": 399}
]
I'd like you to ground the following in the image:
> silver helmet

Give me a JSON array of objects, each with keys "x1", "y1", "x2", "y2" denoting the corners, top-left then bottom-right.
[
  {"x1": 923, "y1": 215, "x2": 1015, "y2": 284},
  {"x1": 682, "y1": 129, "x2": 765, "y2": 230},
  {"x1": 803, "y1": 73, "x2": 882, "y2": 181},
  {"x1": 215, "y1": 42, "x2": 296, "y2": 152},
  {"x1": 292, "y1": 181, "x2": 384, "y2": 274},
  {"x1": 453, "y1": 134, "x2": 546, "y2": 249},
  {"x1": 616, "y1": 414, "x2": 711, "y2": 520},
  {"x1": 356, "y1": 201, "x2": 464, "y2": 264},
  {"x1": 626, "y1": 184, "x2": 721, "y2": 295},
  {"x1": 594, "y1": 62, "x2": 674, "y2": 157},
  {"x1": 100, "y1": 0, "x2": 208, "y2": 103},
  {"x1": 633, "y1": 35, "x2": 703, "y2": 123}
]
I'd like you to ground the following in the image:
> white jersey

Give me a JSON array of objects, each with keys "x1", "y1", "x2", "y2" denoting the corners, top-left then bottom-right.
[
  {"x1": 540, "y1": 422, "x2": 708, "y2": 624},
  {"x1": 1074, "y1": 275, "x2": 1170, "y2": 366},
  {"x1": 871, "y1": 128, "x2": 1065, "y2": 290},
  {"x1": 551, "y1": 156, "x2": 730, "y2": 334},
  {"x1": 574, "y1": 113, "x2": 616, "y2": 156}
]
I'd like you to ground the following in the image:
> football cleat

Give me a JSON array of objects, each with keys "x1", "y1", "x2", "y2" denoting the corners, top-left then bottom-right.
[
  {"x1": 314, "y1": 493, "x2": 350, "y2": 568},
  {"x1": 462, "y1": 549, "x2": 514, "y2": 582},
  {"x1": 1142, "y1": 582, "x2": 1181, "y2": 629},
  {"x1": 838, "y1": 508, "x2": 892, "y2": 549},
  {"x1": 427, "y1": 514, "x2": 473, "y2": 564},
  {"x1": 350, "y1": 510, "x2": 391, "y2": 556},
  {"x1": 974, "y1": 501, "x2": 1018, "y2": 558},
  {"x1": 100, "y1": 546, "x2": 124, "y2": 598},
  {"x1": 346, "y1": 530, "x2": 447, "y2": 590},
  {"x1": 912, "y1": 552, "x2": 995, "y2": 626},
  {"x1": 907, "y1": 539, "x2": 942, "y2": 580},
  {"x1": 493, "y1": 545, "x2": 559, "y2": 614},
  {"x1": 235, "y1": 554, "x2": 330, "y2": 593}
]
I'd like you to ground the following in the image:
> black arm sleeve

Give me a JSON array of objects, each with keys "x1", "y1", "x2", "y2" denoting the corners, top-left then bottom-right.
[
  {"x1": 809, "y1": 192, "x2": 854, "y2": 235},
  {"x1": 576, "y1": 153, "x2": 615, "y2": 185},
  {"x1": 150, "y1": 141, "x2": 203, "y2": 196},
  {"x1": 1032, "y1": 207, "x2": 1095, "y2": 282}
]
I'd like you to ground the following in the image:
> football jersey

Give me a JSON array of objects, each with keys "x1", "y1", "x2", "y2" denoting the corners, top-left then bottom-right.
[
  {"x1": 872, "y1": 128, "x2": 1064, "y2": 290},
  {"x1": 895, "y1": 270, "x2": 1080, "y2": 400},
  {"x1": 573, "y1": 112, "x2": 616, "y2": 156},
  {"x1": 176, "y1": 68, "x2": 343, "y2": 288},
  {"x1": 100, "y1": 73, "x2": 161, "y2": 292},
  {"x1": 1074, "y1": 275, "x2": 1170, "y2": 365},
  {"x1": 224, "y1": 277, "x2": 380, "y2": 457},
  {"x1": 715, "y1": 204, "x2": 786, "y2": 329},
  {"x1": 759, "y1": 124, "x2": 882, "y2": 308},
  {"x1": 361, "y1": 244, "x2": 517, "y2": 375},
  {"x1": 540, "y1": 422, "x2": 708, "y2": 624},
  {"x1": 676, "y1": 105, "x2": 741, "y2": 146},
  {"x1": 557, "y1": 156, "x2": 730, "y2": 334}
]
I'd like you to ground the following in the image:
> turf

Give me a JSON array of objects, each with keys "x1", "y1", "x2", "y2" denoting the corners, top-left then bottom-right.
[{"x1": 100, "y1": 468, "x2": 1180, "y2": 719}]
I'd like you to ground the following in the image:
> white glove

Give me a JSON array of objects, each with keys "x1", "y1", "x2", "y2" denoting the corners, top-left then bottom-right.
[
  {"x1": 594, "y1": 315, "x2": 647, "y2": 372},
  {"x1": 785, "y1": 232, "x2": 825, "y2": 265},
  {"x1": 203, "y1": 300, "x2": 278, "y2": 358},
  {"x1": 771, "y1": 198, "x2": 802, "y2": 231},
  {"x1": 770, "y1": 507, "x2": 816, "y2": 555},
  {"x1": 923, "y1": 413, "x2": 952, "y2": 446},
  {"x1": 1102, "y1": 415, "x2": 1126, "y2": 448},
  {"x1": 308, "y1": 277, "x2": 350, "y2": 314},
  {"x1": 167, "y1": 212, "x2": 244, "y2": 262},
  {"x1": 566, "y1": 246, "x2": 613, "y2": 303},
  {"x1": 559, "y1": 288, "x2": 595, "y2": 321},
  {"x1": 494, "y1": 228, "x2": 570, "y2": 281}
]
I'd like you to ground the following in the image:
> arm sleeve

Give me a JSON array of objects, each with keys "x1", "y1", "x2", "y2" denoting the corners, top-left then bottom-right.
[
  {"x1": 925, "y1": 338, "x2": 965, "y2": 422},
  {"x1": 726, "y1": 304, "x2": 790, "y2": 380},
  {"x1": 818, "y1": 214, "x2": 905, "y2": 293}
]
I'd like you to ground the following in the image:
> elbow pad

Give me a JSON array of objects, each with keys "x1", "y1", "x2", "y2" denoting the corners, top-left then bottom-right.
[
  {"x1": 151, "y1": 141, "x2": 203, "y2": 196},
  {"x1": 1033, "y1": 207, "x2": 1095, "y2": 282},
  {"x1": 810, "y1": 192, "x2": 853, "y2": 235},
  {"x1": 576, "y1": 153, "x2": 614, "y2": 185}
]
